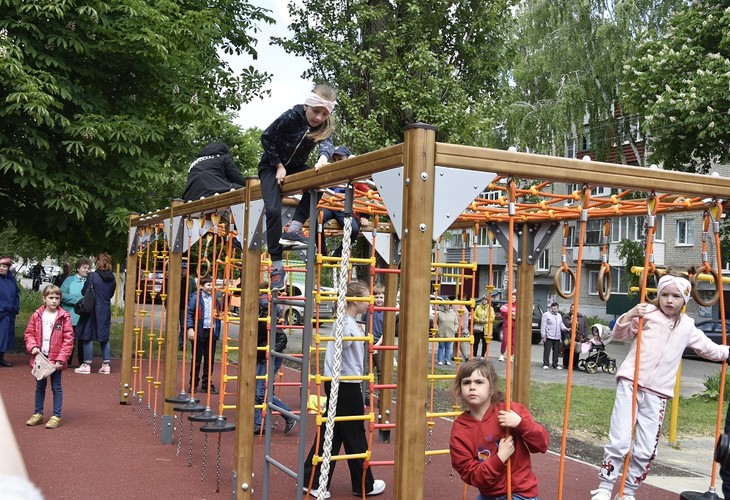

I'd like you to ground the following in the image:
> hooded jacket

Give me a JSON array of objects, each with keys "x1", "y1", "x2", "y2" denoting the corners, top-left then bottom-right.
[
  {"x1": 75, "y1": 270, "x2": 117, "y2": 342},
  {"x1": 450, "y1": 401, "x2": 549, "y2": 498},
  {"x1": 24, "y1": 305, "x2": 74, "y2": 367},
  {"x1": 614, "y1": 305, "x2": 729, "y2": 398},
  {"x1": 259, "y1": 105, "x2": 334, "y2": 171},
  {"x1": 182, "y1": 142, "x2": 245, "y2": 201}
]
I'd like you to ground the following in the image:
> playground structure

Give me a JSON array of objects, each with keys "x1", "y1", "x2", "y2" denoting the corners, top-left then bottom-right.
[{"x1": 119, "y1": 124, "x2": 730, "y2": 500}]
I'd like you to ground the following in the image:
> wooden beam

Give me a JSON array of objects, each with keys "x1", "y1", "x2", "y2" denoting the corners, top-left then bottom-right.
[{"x1": 394, "y1": 124, "x2": 437, "y2": 500}]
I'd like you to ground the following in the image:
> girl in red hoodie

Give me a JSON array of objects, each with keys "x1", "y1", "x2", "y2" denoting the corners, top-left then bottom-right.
[
  {"x1": 24, "y1": 285, "x2": 74, "y2": 429},
  {"x1": 450, "y1": 358, "x2": 549, "y2": 499}
]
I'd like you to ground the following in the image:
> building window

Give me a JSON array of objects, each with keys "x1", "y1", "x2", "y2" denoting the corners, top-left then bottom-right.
[
  {"x1": 561, "y1": 270, "x2": 574, "y2": 296},
  {"x1": 440, "y1": 266, "x2": 458, "y2": 285},
  {"x1": 610, "y1": 267, "x2": 629, "y2": 294},
  {"x1": 588, "y1": 270, "x2": 599, "y2": 295},
  {"x1": 566, "y1": 139, "x2": 576, "y2": 159},
  {"x1": 676, "y1": 219, "x2": 694, "y2": 246},
  {"x1": 654, "y1": 214, "x2": 664, "y2": 241},
  {"x1": 537, "y1": 249, "x2": 549, "y2": 271},
  {"x1": 490, "y1": 269, "x2": 504, "y2": 291},
  {"x1": 585, "y1": 220, "x2": 602, "y2": 245}
]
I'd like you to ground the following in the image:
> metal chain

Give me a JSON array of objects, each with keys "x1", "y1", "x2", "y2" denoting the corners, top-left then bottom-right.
[
  {"x1": 187, "y1": 420, "x2": 194, "y2": 467},
  {"x1": 146, "y1": 403, "x2": 151, "y2": 425},
  {"x1": 316, "y1": 214, "x2": 353, "y2": 500},
  {"x1": 138, "y1": 394, "x2": 143, "y2": 418},
  {"x1": 176, "y1": 413, "x2": 183, "y2": 456},
  {"x1": 201, "y1": 433, "x2": 208, "y2": 480},
  {"x1": 215, "y1": 434, "x2": 222, "y2": 493},
  {"x1": 153, "y1": 411, "x2": 157, "y2": 434}
]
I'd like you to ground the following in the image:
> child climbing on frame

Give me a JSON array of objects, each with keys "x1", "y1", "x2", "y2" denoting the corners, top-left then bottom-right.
[
  {"x1": 258, "y1": 83, "x2": 337, "y2": 291},
  {"x1": 591, "y1": 269, "x2": 730, "y2": 500},
  {"x1": 450, "y1": 358, "x2": 549, "y2": 499}
]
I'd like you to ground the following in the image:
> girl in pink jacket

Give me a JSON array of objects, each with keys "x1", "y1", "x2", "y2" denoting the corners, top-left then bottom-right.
[
  {"x1": 24, "y1": 285, "x2": 74, "y2": 429},
  {"x1": 591, "y1": 272, "x2": 729, "y2": 500}
]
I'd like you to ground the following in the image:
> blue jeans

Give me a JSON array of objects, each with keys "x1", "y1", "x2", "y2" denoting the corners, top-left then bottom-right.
[
  {"x1": 437, "y1": 341, "x2": 451, "y2": 363},
  {"x1": 254, "y1": 358, "x2": 291, "y2": 428},
  {"x1": 476, "y1": 495, "x2": 538, "y2": 500},
  {"x1": 83, "y1": 340, "x2": 111, "y2": 363},
  {"x1": 319, "y1": 208, "x2": 360, "y2": 254},
  {"x1": 35, "y1": 370, "x2": 63, "y2": 417}
]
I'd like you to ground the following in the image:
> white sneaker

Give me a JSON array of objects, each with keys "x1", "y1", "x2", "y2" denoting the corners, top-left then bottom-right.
[
  {"x1": 498, "y1": 355, "x2": 505, "y2": 361},
  {"x1": 556, "y1": 365, "x2": 563, "y2": 370},
  {"x1": 437, "y1": 361, "x2": 443, "y2": 366},
  {"x1": 358, "y1": 479, "x2": 386, "y2": 496},
  {"x1": 303, "y1": 486, "x2": 331, "y2": 499},
  {"x1": 589, "y1": 488, "x2": 612, "y2": 500},
  {"x1": 543, "y1": 365, "x2": 549, "y2": 370}
]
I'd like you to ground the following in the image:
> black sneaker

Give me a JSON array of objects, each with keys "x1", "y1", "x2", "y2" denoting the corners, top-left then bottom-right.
[
  {"x1": 253, "y1": 427, "x2": 266, "y2": 436},
  {"x1": 209, "y1": 385, "x2": 219, "y2": 395},
  {"x1": 284, "y1": 417, "x2": 297, "y2": 435},
  {"x1": 279, "y1": 230, "x2": 308, "y2": 249},
  {"x1": 270, "y1": 268, "x2": 286, "y2": 291}
]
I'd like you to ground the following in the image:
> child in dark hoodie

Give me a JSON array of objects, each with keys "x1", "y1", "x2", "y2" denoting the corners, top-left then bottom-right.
[
  {"x1": 258, "y1": 83, "x2": 336, "y2": 291},
  {"x1": 182, "y1": 141, "x2": 245, "y2": 201}
]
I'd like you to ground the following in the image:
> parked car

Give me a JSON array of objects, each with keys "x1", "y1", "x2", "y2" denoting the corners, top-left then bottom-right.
[
  {"x1": 491, "y1": 299, "x2": 544, "y2": 345},
  {"x1": 278, "y1": 283, "x2": 336, "y2": 326},
  {"x1": 43, "y1": 265, "x2": 61, "y2": 282},
  {"x1": 682, "y1": 319, "x2": 730, "y2": 361}
]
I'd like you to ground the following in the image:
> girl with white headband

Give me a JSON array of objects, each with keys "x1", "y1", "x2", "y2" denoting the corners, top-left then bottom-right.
[
  {"x1": 591, "y1": 269, "x2": 730, "y2": 500},
  {"x1": 258, "y1": 83, "x2": 336, "y2": 291}
]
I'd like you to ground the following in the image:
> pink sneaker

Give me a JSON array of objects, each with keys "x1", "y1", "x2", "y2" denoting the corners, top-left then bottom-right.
[
  {"x1": 74, "y1": 363, "x2": 91, "y2": 374},
  {"x1": 98, "y1": 363, "x2": 110, "y2": 375}
]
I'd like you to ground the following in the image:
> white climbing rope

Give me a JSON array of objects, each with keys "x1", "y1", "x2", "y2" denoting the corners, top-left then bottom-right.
[{"x1": 316, "y1": 208, "x2": 354, "y2": 499}]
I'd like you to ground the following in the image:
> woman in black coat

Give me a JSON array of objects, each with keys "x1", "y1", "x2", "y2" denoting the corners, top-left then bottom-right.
[
  {"x1": 182, "y1": 141, "x2": 245, "y2": 201},
  {"x1": 74, "y1": 253, "x2": 117, "y2": 375}
]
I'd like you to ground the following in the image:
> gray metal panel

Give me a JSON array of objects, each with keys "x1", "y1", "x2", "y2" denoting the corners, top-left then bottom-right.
[
  {"x1": 371, "y1": 167, "x2": 404, "y2": 239},
  {"x1": 433, "y1": 166, "x2": 497, "y2": 241}
]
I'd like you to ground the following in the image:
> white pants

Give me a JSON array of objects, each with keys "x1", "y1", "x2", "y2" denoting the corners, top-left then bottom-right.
[{"x1": 598, "y1": 378, "x2": 666, "y2": 496}]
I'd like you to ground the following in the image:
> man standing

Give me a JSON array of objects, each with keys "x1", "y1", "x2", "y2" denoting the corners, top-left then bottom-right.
[
  {"x1": 541, "y1": 302, "x2": 568, "y2": 370},
  {"x1": 563, "y1": 303, "x2": 588, "y2": 369}
]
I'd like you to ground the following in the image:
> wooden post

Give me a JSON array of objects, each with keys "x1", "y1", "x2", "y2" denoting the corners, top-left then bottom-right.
[
  {"x1": 234, "y1": 181, "x2": 261, "y2": 499},
  {"x1": 394, "y1": 123, "x2": 437, "y2": 499},
  {"x1": 162, "y1": 200, "x2": 183, "y2": 416},
  {"x1": 120, "y1": 214, "x2": 138, "y2": 404},
  {"x1": 514, "y1": 222, "x2": 535, "y2": 406}
]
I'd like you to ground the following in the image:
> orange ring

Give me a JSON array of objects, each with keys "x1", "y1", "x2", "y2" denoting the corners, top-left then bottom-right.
[
  {"x1": 554, "y1": 266, "x2": 576, "y2": 299},
  {"x1": 691, "y1": 265, "x2": 721, "y2": 307},
  {"x1": 597, "y1": 265, "x2": 612, "y2": 302}
]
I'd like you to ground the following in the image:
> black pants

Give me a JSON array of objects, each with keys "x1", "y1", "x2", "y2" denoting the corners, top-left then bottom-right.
[
  {"x1": 563, "y1": 344, "x2": 580, "y2": 368},
  {"x1": 722, "y1": 402, "x2": 730, "y2": 498},
  {"x1": 473, "y1": 329, "x2": 486, "y2": 357},
  {"x1": 304, "y1": 381, "x2": 375, "y2": 495},
  {"x1": 258, "y1": 163, "x2": 313, "y2": 262},
  {"x1": 543, "y1": 338, "x2": 560, "y2": 367},
  {"x1": 69, "y1": 326, "x2": 84, "y2": 367},
  {"x1": 189, "y1": 330, "x2": 217, "y2": 390}
]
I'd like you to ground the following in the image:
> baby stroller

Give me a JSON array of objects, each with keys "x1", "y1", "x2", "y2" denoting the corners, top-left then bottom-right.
[{"x1": 577, "y1": 324, "x2": 617, "y2": 374}]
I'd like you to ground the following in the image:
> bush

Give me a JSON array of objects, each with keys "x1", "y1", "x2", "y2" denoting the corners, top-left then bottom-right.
[{"x1": 697, "y1": 370, "x2": 730, "y2": 401}]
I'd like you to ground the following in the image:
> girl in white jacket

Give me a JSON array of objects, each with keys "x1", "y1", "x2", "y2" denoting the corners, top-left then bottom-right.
[{"x1": 591, "y1": 272, "x2": 729, "y2": 500}]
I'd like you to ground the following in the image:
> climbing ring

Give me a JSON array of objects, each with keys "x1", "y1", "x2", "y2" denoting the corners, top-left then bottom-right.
[
  {"x1": 691, "y1": 265, "x2": 721, "y2": 307},
  {"x1": 199, "y1": 259, "x2": 211, "y2": 278},
  {"x1": 554, "y1": 266, "x2": 576, "y2": 299},
  {"x1": 597, "y1": 265, "x2": 612, "y2": 302}
]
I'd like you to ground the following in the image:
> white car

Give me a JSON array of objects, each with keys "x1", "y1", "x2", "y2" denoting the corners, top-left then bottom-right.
[{"x1": 278, "y1": 283, "x2": 336, "y2": 325}]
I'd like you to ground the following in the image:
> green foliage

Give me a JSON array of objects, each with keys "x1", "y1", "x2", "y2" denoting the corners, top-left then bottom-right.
[
  {"x1": 503, "y1": 0, "x2": 683, "y2": 162},
  {"x1": 615, "y1": 239, "x2": 645, "y2": 293},
  {"x1": 622, "y1": 0, "x2": 730, "y2": 173},
  {"x1": 0, "y1": 0, "x2": 273, "y2": 256},
  {"x1": 697, "y1": 369, "x2": 730, "y2": 402},
  {"x1": 276, "y1": 0, "x2": 515, "y2": 151}
]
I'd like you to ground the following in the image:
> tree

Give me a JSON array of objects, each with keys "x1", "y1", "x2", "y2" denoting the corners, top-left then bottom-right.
[
  {"x1": 621, "y1": 0, "x2": 730, "y2": 173},
  {"x1": 275, "y1": 0, "x2": 514, "y2": 151},
  {"x1": 502, "y1": 0, "x2": 683, "y2": 163},
  {"x1": 0, "y1": 0, "x2": 273, "y2": 255}
]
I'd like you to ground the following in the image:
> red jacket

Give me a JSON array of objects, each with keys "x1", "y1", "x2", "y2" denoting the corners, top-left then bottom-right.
[
  {"x1": 450, "y1": 401, "x2": 549, "y2": 498},
  {"x1": 24, "y1": 306, "x2": 74, "y2": 368}
]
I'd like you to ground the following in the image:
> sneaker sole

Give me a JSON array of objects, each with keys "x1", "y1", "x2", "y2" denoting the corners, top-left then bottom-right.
[{"x1": 279, "y1": 240, "x2": 308, "y2": 249}]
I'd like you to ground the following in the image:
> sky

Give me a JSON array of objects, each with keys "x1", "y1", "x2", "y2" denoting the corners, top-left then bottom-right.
[{"x1": 227, "y1": 1, "x2": 312, "y2": 130}]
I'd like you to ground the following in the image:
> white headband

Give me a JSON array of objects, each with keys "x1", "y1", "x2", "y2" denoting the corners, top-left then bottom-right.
[
  {"x1": 657, "y1": 275, "x2": 692, "y2": 305},
  {"x1": 303, "y1": 92, "x2": 336, "y2": 113}
]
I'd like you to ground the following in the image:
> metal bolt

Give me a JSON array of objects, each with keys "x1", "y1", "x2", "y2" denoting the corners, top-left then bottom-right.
[
  {"x1": 419, "y1": 224, "x2": 426, "y2": 232},
  {"x1": 405, "y1": 177, "x2": 410, "y2": 185},
  {"x1": 241, "y1": 483, "x2": 249, "y2": 490}
]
